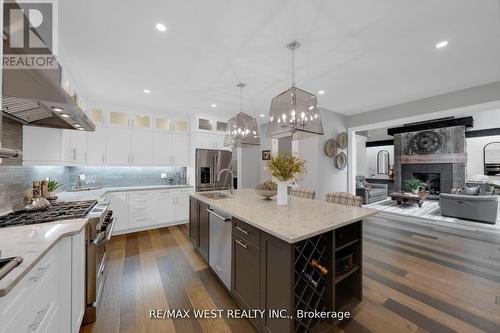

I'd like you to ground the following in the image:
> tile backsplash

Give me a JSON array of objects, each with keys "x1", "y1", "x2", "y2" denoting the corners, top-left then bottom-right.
[
  {"x1": 66, "y1": 166, "x2": 187, "y2": 188},
  {"x1": 0, "y1": 165, "x2": 187, "y2": 213},
  {"x1": 0, "y1": 166, "x2": 66, "y2": 213}
]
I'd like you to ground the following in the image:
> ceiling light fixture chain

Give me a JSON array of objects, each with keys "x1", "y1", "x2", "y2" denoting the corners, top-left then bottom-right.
[
  {"x1": 237, "y1": 82, "x2": 245, "y2": 112},
  {"x1": 287, "y1": 40, "x2": 300, "y2": 87}
]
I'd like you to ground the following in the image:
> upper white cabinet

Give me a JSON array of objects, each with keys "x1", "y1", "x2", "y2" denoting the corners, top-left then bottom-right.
[
  {"x1": 132, "y1": 115, "x2": 151, "y2": 129},
  {"x1": 61, "y1": 130, "x2": 87, "y2": 163},
  {"x1": 193, "y1": 132, "x2": 230, "y2": 151},
  {"x1": 108, "y1": 111, "x2": 129, "y2": 127},
  {"x1": 86, "y1": 127, "x2": 106, "y2": 165},
  {"x1": 130, "y1": 130, "x2": 153, "y2": 165},
  {"x1": 152, "y1": 132, "x2": 189, "y2": 166},
  {"x1": 23, "y1": 109, "x2": 191, "y2": 167},
  {"x1": 197, "y1": 118, "x2": 213, "y2": 132},
  {"x1": 106, "y1": 127, "x2": 131, "y2": 165}
]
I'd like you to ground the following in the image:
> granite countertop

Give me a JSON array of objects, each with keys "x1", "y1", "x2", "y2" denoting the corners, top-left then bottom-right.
[
  {"x1": 191, "y1": 189, "x2": 377, "y2": 243},
  {"x1": 0, "y1": 218, "x2": 88, "y2": 297},
  {"x1": 57, "y1": 184, "x2": 193, "y2": 201}
]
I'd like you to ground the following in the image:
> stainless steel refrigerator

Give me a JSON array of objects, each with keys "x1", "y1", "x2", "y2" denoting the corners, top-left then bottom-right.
[{"x1": 195, "y1": 149, "x2": 233, "y2": 191}]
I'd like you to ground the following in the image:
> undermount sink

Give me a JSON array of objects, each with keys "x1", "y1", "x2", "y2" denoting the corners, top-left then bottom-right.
[
  {"x1": 199, "y1": 192, "x2": 232, "y2": 200},
  {"x1": 0, "y1": 257, "x2": 23, "y2": 280},
  {"x1": 66, "y1": 186, "x2": 102, "y2": 192}
]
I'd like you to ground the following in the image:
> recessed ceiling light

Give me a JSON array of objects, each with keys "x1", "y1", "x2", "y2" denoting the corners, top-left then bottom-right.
[
  {"x1": 435, "y1": 40, "x2": 448, "y2": 49},
  {"x1": 51, "y1": 107, "x2": 63, "y2": 112},
  {"x1": 259, "y1": 114, "x2": 265, "y2": 118},
  {"x1": 318, "y1": 90, "x2": 325, "y2": 95},
  {"x1": 156, "y1": 23, "x2": 167, "y2": 32},
  {"x1": 61, "y1": 114, "x2": 70, "y2": 118},
  {"x1": 143, "y1": 89, "x2": 151, "y2": 94},
  {"x1": 211, "y1": 103, "x2": 217, "y2": 108}
]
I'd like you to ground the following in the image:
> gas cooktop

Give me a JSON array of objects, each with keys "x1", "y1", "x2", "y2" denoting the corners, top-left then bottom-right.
[{"x1": 0, "y1": 200, "x2": 98, "y2": 228}]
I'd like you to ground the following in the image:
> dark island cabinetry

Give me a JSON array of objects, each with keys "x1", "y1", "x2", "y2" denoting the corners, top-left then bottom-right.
[
  {"x1": 189, "y1": 197, "x2": 209, "y2": 262},
  {"x1": 189, "y1": 197, "x2": 363, "y2": 333}
]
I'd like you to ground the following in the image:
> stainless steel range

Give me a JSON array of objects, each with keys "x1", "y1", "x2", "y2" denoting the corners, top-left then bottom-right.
[{"x1": 0, "y1": 199, "x2": 115, "y2": 324}]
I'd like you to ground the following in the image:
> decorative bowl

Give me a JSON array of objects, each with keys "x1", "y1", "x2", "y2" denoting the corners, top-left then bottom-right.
[{"x1": 255, "y1": 188, "x2": 277, "y2": 199}]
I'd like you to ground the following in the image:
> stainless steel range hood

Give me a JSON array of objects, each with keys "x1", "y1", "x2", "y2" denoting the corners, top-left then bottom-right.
[{"x1": 2, "y1": 52, "x2": 95, "y2": 132}]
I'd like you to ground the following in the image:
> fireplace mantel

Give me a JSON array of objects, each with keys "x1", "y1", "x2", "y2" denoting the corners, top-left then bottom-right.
[{"x1": 400, "y1": 153, "x2": 467, "y2": 164}]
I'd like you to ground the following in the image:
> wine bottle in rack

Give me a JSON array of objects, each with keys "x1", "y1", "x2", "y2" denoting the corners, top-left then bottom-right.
[
  {"x1": 301, "y1": 270, "x2": 318, "y2": 288},
  {"x1": 310, "y1": 259, "x2": 328, "y2": 275}
]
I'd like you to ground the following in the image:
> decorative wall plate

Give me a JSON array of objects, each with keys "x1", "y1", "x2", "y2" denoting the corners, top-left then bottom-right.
[
  {"x1": 408, "y1": 131, "x2": 442, "y2": 154},
  {"x1": 336, "y1": 132, "x2": 348, "y2": 149},
  {"x1": 324, "y1": 138, "x2": 337, "y2": 157},
  {"x1": 335, "y1": 152, "x2": 347, "y2": 170}
]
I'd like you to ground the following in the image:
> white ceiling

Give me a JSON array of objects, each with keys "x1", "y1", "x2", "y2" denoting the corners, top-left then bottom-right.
[{"x1": 58, "y1": 0, "x2": 500, "y2": 119}]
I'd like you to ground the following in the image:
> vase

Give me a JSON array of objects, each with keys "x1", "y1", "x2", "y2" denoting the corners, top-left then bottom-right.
[
  {"x1": 277, "y1": 181, "x2": 288, "y2": 205},
  {"x1": 411, "y1": 188, "x2": 419, "y2": 194}
]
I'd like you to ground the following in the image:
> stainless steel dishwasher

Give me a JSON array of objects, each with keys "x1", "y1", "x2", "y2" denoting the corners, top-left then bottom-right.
[{"x1": 207, "y1": 207, "x2": 232, "y2": 290}]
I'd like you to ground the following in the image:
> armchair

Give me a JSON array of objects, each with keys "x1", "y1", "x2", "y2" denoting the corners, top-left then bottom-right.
[{"x1": 356, "y1": 175, "x2": 388, "y2": 204}]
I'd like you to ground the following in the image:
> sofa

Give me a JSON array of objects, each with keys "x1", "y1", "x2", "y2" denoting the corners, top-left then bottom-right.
[
  {"x1": 440, "y1": 192, "x2": 499, "y2": 224},
  {"x1": 356, "y1": 176, "x2": 388, "y2": 204}
]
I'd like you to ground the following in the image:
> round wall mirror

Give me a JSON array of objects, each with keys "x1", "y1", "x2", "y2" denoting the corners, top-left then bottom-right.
[{"x1": 377, "y1": 150, "x2": 390, "y2": 175}]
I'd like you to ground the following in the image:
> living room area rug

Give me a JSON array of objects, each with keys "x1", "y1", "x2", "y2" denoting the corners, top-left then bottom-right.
[{"x1": 365, "y1": 198, "x2": 500, "y2": 232}]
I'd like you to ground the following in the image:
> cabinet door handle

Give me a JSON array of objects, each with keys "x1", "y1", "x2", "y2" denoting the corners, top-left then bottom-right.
[
  {"x1": 84, "y1": 152, "x2": 87, "y2": 162},
  {"x1": 235, "y1": 239, "x2": 248, "y2": 249},
  {"x1": 29, "y1": 305, "x2": 49, "y2": 330},
  {"x1": 30, "y1": 263, "x2": 50, "y2": 282},
  {"x1": 235, "y1": 226, "x2": 248, "y2": 235},
  {"x1": 72, "y1": 148, "x2": 77, "y2": 161},
  {"x1": 102, "y1": 154, "x2": 105, "y2": 163}
]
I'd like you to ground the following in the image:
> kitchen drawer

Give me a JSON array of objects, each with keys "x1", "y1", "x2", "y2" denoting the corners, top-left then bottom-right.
[
  {"x1": 1, "y1": 243, "x2": 60, "y2": 333},
  {"x1": 128, "y1": 191, "x2": 154, "y2": 201},
  {"x1": 232, "y1": 218, "x2": 260, "y2": 248},
  {"x1": 129, "y1": 215, "x2": 154, "y2": 227},
  {"x1": 0, "y1": 241, "x2": 59, "y2": 324},
  {"x1": 128, "y1": 199, "x2": 154, "y2": 211}
]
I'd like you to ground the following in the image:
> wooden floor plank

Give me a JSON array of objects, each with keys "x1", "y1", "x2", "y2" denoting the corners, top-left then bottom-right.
[{"x1": 82, "y1": 216, "x2": 500, "y2": 333}]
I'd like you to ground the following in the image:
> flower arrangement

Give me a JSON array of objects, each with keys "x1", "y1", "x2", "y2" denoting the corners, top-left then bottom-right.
[
  {"x1": 47, "y1": 179, "x2": 62, "y2": 193},
  {"x1": 267, "y1": 153, "x2": 306, "y2": 182}
]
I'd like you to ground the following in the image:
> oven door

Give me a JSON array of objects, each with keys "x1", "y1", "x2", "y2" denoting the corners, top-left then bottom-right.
[{"x1": 95, "y1": 217, "x2": 115, "y2": 305}]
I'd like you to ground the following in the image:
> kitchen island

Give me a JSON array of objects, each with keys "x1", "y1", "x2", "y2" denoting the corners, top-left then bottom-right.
[{"x1": 189, "y1": 189, "x2": 377, "y2": 333}]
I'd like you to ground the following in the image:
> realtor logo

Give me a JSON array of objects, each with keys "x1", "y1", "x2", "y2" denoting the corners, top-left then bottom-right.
[{"x1": 3, "y1": 0, "x2": 58, "y2": 69}]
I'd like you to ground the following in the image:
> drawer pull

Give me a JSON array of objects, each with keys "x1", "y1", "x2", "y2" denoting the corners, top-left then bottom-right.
[
  {"x1": 235, "y1": 239, "x2": 248, "y2": 249},
  {"x1": 235, "y1": 226, "x2": 248, "y2": 235},
  {"x1": 30, "y1": 263, "x2": 50, "y2": 282},
  {"x1": 29, "y1": 305, "x2": 49, "y2": 330}
]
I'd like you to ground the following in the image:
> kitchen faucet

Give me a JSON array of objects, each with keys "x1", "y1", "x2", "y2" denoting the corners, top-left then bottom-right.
[{"x1": 217, "y1": 168, "x2": 234, "y2": 195}]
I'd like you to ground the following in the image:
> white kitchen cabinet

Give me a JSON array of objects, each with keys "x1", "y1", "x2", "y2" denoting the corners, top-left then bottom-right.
[
  {"x1": 153, "y1": 133, "x2": 190, "y2": 166},
  {"x1": 71, "y1": 228, "x2": 86, "y2": 333},
  {"x1": 130, "y1": 130, "x2": 153, "y2": 165},
  {"x1": 156, "y1": 191, "x2": 176, "y2": 224},
  {"x1": 105, "y1": 127, "x2": 131, "y2": 165},
  {"x1": 106, "y1": 192, "x2": 129, "y2": 232},
  {"x1": 109, "y1": 188, "x2": 192, "y2": 235},
  {"x1": 172, "y1": 134, "x2": 190, "y2": 165},
  {"x1": 175, "y1": 193, "x2": 189, "y2": 221},
  {"x1": 0, "y1": 237, "x2": 73, "y2": 333},
  {"x1": 152, "y1": 132, "x2": 172, "y2": 165},
  {"x1": 193, "y1": 133, "x2": 230, "y2": 151},
  {"x1": 22, "y1": 126, "x2": 61, "y2": 163},
  {"x1": 61, "y1": 130, "x2": 87, "y2": 163},
  {"x1": 86, "y1": 127, "x2": 106, "y2": 165}
]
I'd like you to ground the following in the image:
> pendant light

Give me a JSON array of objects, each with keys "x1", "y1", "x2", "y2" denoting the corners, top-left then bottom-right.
[
  {"x1": 224, "y1": 83, "x2": 260, "y2": 147},
  {"x1": 266, "y1": 40, "x2": 324, "y2": 139}
]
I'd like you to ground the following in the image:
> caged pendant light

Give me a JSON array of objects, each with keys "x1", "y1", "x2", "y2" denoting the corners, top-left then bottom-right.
[
  {"x1": 224, "y1": 83, "x2": 260, "y2": 147},
  {"x1": 266, "y1": 40, "x2": 324, "y2": 139}
]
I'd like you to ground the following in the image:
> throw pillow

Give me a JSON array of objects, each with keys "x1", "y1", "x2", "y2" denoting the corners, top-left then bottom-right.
[
  {"x1": 362, "y1": 181, "x2": 373, "y2": 191},
  {"x1": 461, "y1": 186, "x2": 480, "y2": 195}
]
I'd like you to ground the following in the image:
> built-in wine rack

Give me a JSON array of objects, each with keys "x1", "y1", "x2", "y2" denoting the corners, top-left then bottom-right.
[{"x1": 292, "y1": 221, "x2": 362, "y2": 333}]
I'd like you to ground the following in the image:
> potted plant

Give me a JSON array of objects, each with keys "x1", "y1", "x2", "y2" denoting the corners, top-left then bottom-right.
[
  {"x1": 47, "y1": 179, "x2": 61, "y2": 198},
  {"x1": 267, "y1": 153, "x2": 306, "y2": 205},
  {"x1": 405, "y1": 178, "x2": 424, "y2": 195}
]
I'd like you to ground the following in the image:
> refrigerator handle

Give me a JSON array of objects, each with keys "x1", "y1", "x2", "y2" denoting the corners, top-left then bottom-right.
[{"x1": 213, "y1": 155, "x2": 217, "y2": 188}]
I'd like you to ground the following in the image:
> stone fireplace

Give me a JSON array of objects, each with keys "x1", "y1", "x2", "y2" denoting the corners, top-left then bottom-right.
[{"x1": 393, "y1": 124, "x2": 467, "y2": 196}]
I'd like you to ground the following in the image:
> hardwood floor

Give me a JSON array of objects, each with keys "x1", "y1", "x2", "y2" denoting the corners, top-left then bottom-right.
[{"x1": 81, "y1": 215, "x2": 500, "y2": 333}]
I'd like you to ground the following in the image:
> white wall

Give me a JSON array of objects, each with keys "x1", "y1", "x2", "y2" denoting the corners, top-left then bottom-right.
[
  {"x1": 355, "y1": 135, "x2": 367, "y2": 177},
  {"x1": 238, "y1": 145, "x2": 261, "y2": 188},
  {"x1": 466, "y1": 135, "x2": 500, "y2": 182},
  {"x1": 294, "y1": 108, "x2": 348, "y2": 200},
  {"x1": 366, "y1": 145, "x2": 394, "y2": 178}
]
